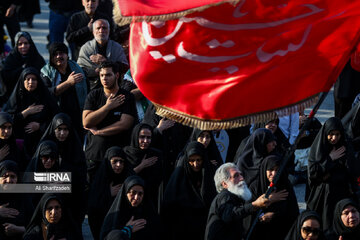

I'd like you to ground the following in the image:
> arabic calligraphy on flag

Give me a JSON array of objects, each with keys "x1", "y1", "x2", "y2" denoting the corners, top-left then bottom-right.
[{"x1": 124, "y1": 0, "x2": 360, "y2": 129}]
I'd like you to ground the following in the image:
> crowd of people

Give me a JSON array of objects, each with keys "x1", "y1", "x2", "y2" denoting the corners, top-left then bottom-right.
[{"x1": 1, "y1": 0, "x2": 360, "y2": 240}]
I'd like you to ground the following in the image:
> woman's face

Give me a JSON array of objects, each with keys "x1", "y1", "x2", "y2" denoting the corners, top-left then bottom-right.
[
  {"x1": 341, "y1": 205, "x2": 360, "y2": 228},
  {"x1": 24, "y1": 73, "x2": 38, "y2": 92},
  {"x1": 45, "y1": 199, "x2": 62, "y2": 224},
  {"x1": 266, "y1": 165, "x2": 278, "y2": 183},
  {"x1": 110, "y1": 157, "x2": 125, "y2": 174},
  {"x1": 138, "y1": 128, "x2": 151, "y2": 150},
  {"x1": 197, "y1": 131, "x2": 211, "y2": 148},
  {"x1": 265, "y1": 120, "x2": 278, "y2": 134},
  {"x1": 0, "y1": 171, "x2": 18, "y2": 184},
  {"x1": 327, "y1": 130, "x2": 341, "y2": 145},
  {"x1": 266, "y1": 140, "x2": 277, "y2": 153},
  {"x1": 54, "y1": 124, "x2": 69, "y2": 142},
  {"x1": 127, "y1": 185, "x2": 144, "y2": 207},
  {"x1": 17, "y1": 36, "x2": 30, "y2": 55},
  {"x1": 0, "y1": 122, "x2": 12, "y2": 140},
  {"x1": 41, "y1": 155, "x2": 56, "y2": 169},
  {"x1": 188, "y1": 154, "x2": 203, "y2": 172},
  {"x1": 300, "y1": 218, "x2": 321, "y2": 240}
]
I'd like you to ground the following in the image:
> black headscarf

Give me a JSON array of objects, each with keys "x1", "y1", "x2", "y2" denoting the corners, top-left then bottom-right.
[
  {"x1": 190, "y1": 129, "x2": 223, "y2": 167},
  {"x1": 342, "y1": 103, "x2": 360, "y2": 152},
  {"x1": 235, "y1": 128, "x2": 276, "y2": 185},
  {"x1": 0, "y1": 159, "x2": 18, "y2": 178},
  {"x1": 0, "y1": 112, "x2": 19, "y2": 163},
  {"x1": 285, "y1": 210, "x2": 325, "y2": 240},
  {"x1": 1, "y1": 32, "x2": 45, "y2": 95},
  {"x1": 24, "y1": 140, "x2": 60, "y2": 177},
  {"x1": 326, "y1": 198, "x2": 360, "y2": 240},
  {"x1": 23, "y1": 193, "x2": 81, "y2": 240},
  {"x1": 100, "y1": 175, "x2": 163, "y2": 240},
  {"x1": 88, "y1": 146, "x2": 135, "y2": 239}
]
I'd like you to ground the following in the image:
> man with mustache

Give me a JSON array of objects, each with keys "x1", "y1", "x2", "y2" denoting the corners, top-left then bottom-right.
[
  {"x1": 77, "y1": 18, "x2": 128, "y2": 91},
  {"x1": 41, "y1": 42, "x2": 88, "y2": 139},
  {"x1": 205, "y1": 163, "x2": 288, "y2": 240}
]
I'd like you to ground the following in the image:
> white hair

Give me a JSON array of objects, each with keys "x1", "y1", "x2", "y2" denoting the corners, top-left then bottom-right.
[{"x1": 214, "y1": 162, "x2": 238, "y2": 193}]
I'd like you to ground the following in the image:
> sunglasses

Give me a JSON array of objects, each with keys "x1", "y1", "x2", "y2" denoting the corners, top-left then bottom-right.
[{"x1": 301, "y1": 227, "x2": 321, "y2": 236}]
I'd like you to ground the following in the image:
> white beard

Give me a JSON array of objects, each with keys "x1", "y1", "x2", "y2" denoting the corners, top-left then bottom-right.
[{"x1": 227, "y1": 180, "x2": 252, "y2": 201}]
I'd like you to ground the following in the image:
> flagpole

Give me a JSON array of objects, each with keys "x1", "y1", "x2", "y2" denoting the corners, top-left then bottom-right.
[{"x1": 245, "y1": 91, "x2": 329, "y2": 240}]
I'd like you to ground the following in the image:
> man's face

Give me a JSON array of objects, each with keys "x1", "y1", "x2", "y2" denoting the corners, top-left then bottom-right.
[
  {"x1": 52, "y1": 51, "x2": 68, "y2": 68},
  {"x1": 93, "y1": 20, "x2": 109, "y2": 43},
  {"x1": 82, "y1": 0, "x2": 98, "y2": 15},
  {"x1": 99, "y1": 67, "x2": 118, "y2": 90}
]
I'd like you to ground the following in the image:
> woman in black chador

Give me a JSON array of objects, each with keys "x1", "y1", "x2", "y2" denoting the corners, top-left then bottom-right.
[
  {"x1": 124, "y1": 123, "x2": 163, "y2": 210},
  {"x1": 0, "y1": 112, "x2": 27, "y2": 170},
  {"x1": 1, "y1": 31, "x2": 45, "y2": 101},
  {"x1": 23, "y1": 193, "x2": 82, "y2": 240},
  {"x1": 285, "y1": 210, "x2": 325, "y2": 240},
  {"x1": 162, "y1": 141, "x2": 217, "y2": 240},
  {"x1": 342, "y1": 102, "x2": 360, "y2": 152},
  {"x1": 235, "y1": 128, "x2": 277, "y2": 185},
  {"x1": 246, "y1": 155, "x2": 299, "y2": 239},
  {"x1": 88, "y1": 146, "x2": 134, "y2": 240},
  {"x1": 189, "y1": 129, "x2": 223, "y2": 168},
  {"x1": 326, "y1": 198, "x2": 360, "y2": 240},
  {"x1": 307, "y1": 117, "x2": 360, "y2": 231},
  {"x1": 0, "y1": 160, "x2": 33, "y2": 239},
  {"x1": 3, "y1": 67, "x2": 59, "y2": 157},
  {"x1": 100, "y1": 175, "x2": 164, "y2": 240}
]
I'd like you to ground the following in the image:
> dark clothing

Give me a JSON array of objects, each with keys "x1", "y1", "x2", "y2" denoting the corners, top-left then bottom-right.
[
  {"x1": 205, "y1": 189, "x2": 255, "y2": 240},
  {"x1": 285, "y1": 210, "x2": 326, "y2": 240},
  {"x1": 1, "y1": 32, "x2": 45, "y2": 102},
  {"x1": 142, "y1": 103, "x2": 192, "y2": 182},
  {"x1": 297, "y1": 116, "x2": 322, "y2": 149},
  {"x1": 23, "y1": 193, "x2": 82, "y2": 240},
  {"x1": 46, "y1": 0, "x2": 81, "y2": 12},
  {"x1": 88, "y1": 146, "x2": 134, "y2": 240},
  {"x1": 235, "y1": 128, "x2": 276, "y2": 185},
  {"x1": 225, "y1": 126, "x2": 251, "y2": 162},
  {"x1": 307, "y1": 117, "x2": 359, "y2": 231},
  {"x1": 326, "y1": 198, "x2": 360, "y2": 240},
  {"x1": 162, "y1": 142, "x2": 217, "y2": 240},
  {"x1": 342, "y1": 102, "x2": 360, "y2": 152},
  {"x1": 65, "y1": 10, "x2": 113, "y2": 61},
  {"x1": 334, "y1": 61, "x2": 360, "y2": 118},
  {"x1": 123, "y1": 123, "x2": 163, "y2": 211},
  {"x1": 84, "y1": 88, "x2": 136, "y2": 162},
  {"x1": 100, "y1": 176, "x2": 164, "y2": 240},
  {"x1": 3, "y1": 68, "x2": 60, "y2": 157},
  {"x1": 247, "y1": 155, "x2": 299, "y2": 240}
]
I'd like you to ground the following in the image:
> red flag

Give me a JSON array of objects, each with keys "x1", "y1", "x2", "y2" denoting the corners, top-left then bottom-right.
[{"x1": 127, "y1": 0, "x2": 360, "y2": 129}]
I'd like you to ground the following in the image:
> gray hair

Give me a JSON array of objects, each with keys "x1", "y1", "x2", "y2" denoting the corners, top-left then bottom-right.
[
  {"x1": 214, "y1": 162, "x2": 238, "y2": 193},
  {"x1": 92, "y1": 19, "x2": 110, "y2": 31}
]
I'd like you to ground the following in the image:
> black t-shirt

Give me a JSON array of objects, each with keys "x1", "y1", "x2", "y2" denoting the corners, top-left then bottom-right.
[{"x1": 84, "y1": 88, "x2": 136, "y2": 161}]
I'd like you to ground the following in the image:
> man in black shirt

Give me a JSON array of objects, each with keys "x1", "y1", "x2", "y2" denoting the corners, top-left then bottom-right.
[
  {"x1": 41, "y1": 43, "x2": 88, "y2": 139},
  {"x1": 83, "y1": 61, "x2": 136, "y2": 182}
]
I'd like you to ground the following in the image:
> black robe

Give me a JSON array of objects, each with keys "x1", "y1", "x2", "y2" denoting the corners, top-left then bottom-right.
[
  {"x1": 100, "y1": 175, "x2": 164, "y2": 240},
  {"x1": 246, "y1": 155, "x2": 299, "y2": 240},
  {"x1": 0, "y1": 160, "x2": 33, "y2": 240},
  {"x1": 88, "y1": 146, "x2": 134, "y2": 240},
  {"x1": 3, "y1": 67, "x2": 59, "y2": 157},
  {"x1": 39, "y1": 112, "x2": 87, "y2": 226},
  {"x1": 235, "y1": 128, "x2": 276, "y2": 185},
  {"x1": 342, "y1": 102, "x2": 360, "y2": 152},
  {"x1": 23, "y1": 193, "x2": 82, "y2": 240},
  {"x1": 204, "y1": 189, "x2": 255, "y2": 240},
  {"x1": 326, "y1": 198, "x2": 360, "y2": 240},
  {"x1": 142, "y1": 103, "x2": 192, "y2": 182},
  {"x1": 307, "y1": 117, "x2": 359, "y2": 231},
  {"x1": 124, "y1": 123, "x2": 163, "y2": 211},
  {"x1": 162, "y1": 141, "x2": 217, "y2": 240},
  {"x1": 189, "y1": 129, "x2": 223, "y2": 168},
  {"x1": 285, "y1": 210, "x2": 326, "y2": 240},
  {"x1": 0, "y1": 112, "x2": 27, "y2": 171},
  {"x1": 1, "y1": 32, "x2": 45, "y2": 101}
]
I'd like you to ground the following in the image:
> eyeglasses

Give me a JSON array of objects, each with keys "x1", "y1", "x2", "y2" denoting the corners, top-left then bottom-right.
[
  {"x1": 301, "y1": 227, "x2": 321, "y2": 236},
  {"x1": 128, "y1": 190, "x2": 144, "y2": 197}
]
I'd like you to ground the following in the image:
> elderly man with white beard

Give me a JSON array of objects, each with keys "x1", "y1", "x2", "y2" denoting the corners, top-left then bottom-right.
[{"x1": 204, "y1": 162, "x2": 288, "y2": 240}]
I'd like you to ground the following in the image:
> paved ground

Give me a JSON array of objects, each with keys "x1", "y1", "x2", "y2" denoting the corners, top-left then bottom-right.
[{"x1": 5, "y1": 0, "x2": 336, "y2": 238}]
